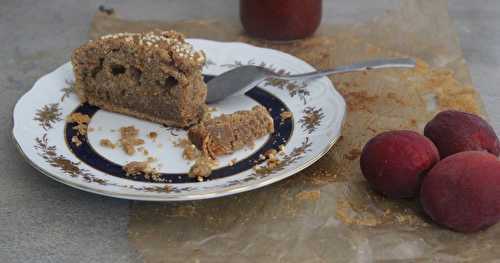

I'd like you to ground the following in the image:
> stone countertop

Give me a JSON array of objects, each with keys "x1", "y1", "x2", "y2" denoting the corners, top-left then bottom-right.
[{"x1": 1, "y1": 1, "x2": 499, "y2": 262}]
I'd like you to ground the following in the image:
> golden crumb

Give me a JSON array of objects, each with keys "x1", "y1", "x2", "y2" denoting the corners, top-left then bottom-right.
[
  {"x1": 120, "y1": 126, "x2": 139, "y2": 137},
  {"x1": 296, "y1": 190, "x2": 321, "y2": 201},
  {"x1": 123, "y1": 161, "x2": 150, "y2": 176},
  {"x1": 174, "y1": 138, "x2": 201, "y2": 160},
  {"x1": 344, "y1": 149, "x2": 362, "y2": 161},
  {"x1": 71, "y1": 136, "x2": 82, "y2": 147},
  {"x1": 280, "y1": 111, "x2": 293, "y2": 120},
  {"x1": 266, "y1": 158, "x2": 281, "y2": 169},
  {"x1": 264, "y1": 148, "x2": 278, "y2": 159},
  {"x1": 122, "y1": 144, "x2": 135, "y2": 155},
  {"x1": 148, "y1": 132, "x2": 158, "y2": 140},
  {"x1": 278, "y1": 144, "x2": 286, "y2": 154},
  {"x1": 67, "y1": 112, "x2": 91, "y2": 135},
  {"x1": 254, "y1": 150, "x2": 283, "y2": 174},
  {"x1": 229, "y1": 158, "x2": 237, "y2": 166},
  {"x1": 188, "y1": 158, "x2": 212, "y2": 178},
  {"x1": 88, "y1": 127, "x2": 95, "y2": 132},
  {"x1": 123, "y1": 160, "x2": 163, "y2": 181},
  {"x1": 73, "y1": 124, "x2": 88, "y2": 135},
  {"x1": 99, "y1": 139, "x2": 116, "y2": 149},
  {"x1": 119, "y1": 126, "x2": 144, "y2": 155},
  {"x1": 67, "y1": 112, "x2": 90, "y2": 124}
]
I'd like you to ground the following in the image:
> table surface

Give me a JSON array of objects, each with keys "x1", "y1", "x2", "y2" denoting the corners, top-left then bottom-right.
[{"x1": 1, "y1": 1, "x2": 499, "y2": 262}]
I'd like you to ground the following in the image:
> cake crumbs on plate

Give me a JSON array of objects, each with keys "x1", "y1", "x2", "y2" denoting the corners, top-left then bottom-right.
[
  {"x1": 253, "y1": 149, "x2": 283, "y2": 174},
  {"x1": 100, "y1": 138, "x2": 116, "y2": 149},
  {"x1": 123, "y1": 160, "x2": 164, "y2": 182},
  {"x1": 119, "y1": 126, "x2": 144, "y2": 155},
  {"x1": 174, "y1": 138, "x2": 201, "y2": 160},
  {"x1": 280, "y1": 111, "x2": 293, "y2": 120},
  {"x1": 123, "y1": 161, "x2": 151, "y2": 176},
  {"x1": 67, "y1": 112, "x2": 90, "y2": 135},
  {"x1": 264, "y1": 148, "x2": 278, "y2": 159},
  {"x1": 229, "y1": 158, "x2": 238, "y2": 166},
  {"x1": 278, "y1": 144, "x2": 286, "y2": 154},
  {"x1": 148, "y1": 131, "x2": 158, "y2": 140},
  {"x1": 188, "y1": 157, "x2": 213, "y2": 179},
  {"x1": 71, "y1": 136, "x2": 82, "y2": 147}
]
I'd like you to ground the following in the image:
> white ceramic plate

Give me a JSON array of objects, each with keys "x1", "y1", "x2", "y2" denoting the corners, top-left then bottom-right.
[{"x1": 12, "y1": 39, "x2": 346, "y2": 201}]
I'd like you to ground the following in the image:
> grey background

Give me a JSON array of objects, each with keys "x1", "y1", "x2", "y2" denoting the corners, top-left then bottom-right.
[{"x1": 1, "y1": 0, "x2": 499, "y2": 262}]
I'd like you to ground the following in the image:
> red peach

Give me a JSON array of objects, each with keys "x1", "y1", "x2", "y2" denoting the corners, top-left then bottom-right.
[
  {"x1": 424, "y1": 110, "x2": 500, "y2": 158},
  {"x1": 360, "y1": 130, "x2": 440, "y2": 198},
  {"x1": 420, "y1": 151, "x2": 500, "y2": 233}
]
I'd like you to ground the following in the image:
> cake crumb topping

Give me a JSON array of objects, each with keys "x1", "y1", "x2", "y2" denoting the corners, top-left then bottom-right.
[{"x1": 97, "y1": 30, "x2": 206, "y2": 69}]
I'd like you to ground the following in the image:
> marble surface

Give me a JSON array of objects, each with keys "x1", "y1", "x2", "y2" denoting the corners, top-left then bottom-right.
[{"x1": 1, "y1": 0, "x2": 499, "y2": 262}]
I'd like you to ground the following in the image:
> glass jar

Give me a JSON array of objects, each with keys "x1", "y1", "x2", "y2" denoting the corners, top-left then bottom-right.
[{"x1": 240, "y1": 0, "x2": 322, "y2": 41}]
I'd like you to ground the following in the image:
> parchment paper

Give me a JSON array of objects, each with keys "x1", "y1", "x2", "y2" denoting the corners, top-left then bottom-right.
[{"x1": 90, "y1": 1, "x2": 499, "y2": 262}]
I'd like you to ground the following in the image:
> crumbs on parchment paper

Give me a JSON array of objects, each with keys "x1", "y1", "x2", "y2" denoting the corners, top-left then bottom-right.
[{"x1": 296, "y1": 190, "x2": 321, "y2": 201}]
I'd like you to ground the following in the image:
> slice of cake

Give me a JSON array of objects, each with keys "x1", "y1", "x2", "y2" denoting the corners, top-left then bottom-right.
[
  {"x1": 71, "y1": 30, "x2": 207, "y2": 127},
  {"x1": 188, "y1": 106, "x2": 274, "y2": 158}
]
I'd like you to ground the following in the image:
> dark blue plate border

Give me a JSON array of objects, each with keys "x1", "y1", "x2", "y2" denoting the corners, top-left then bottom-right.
[{"x1": 65, "y1": 75, "x2": 293, "y2": 183}]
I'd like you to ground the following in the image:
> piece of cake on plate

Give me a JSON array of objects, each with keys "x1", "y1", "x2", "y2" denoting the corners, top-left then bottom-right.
[
  {"x1": 188, "y1": 105, "x2": 274, "y2": 158},
  {"x1": 71, "y1": 30, "x2": 207, "y2": 128}
]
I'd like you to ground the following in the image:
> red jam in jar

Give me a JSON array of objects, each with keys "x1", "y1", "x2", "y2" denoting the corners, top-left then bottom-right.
[{"x1": 240, "y1": 0, "x2": 322, "y2": 41}]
